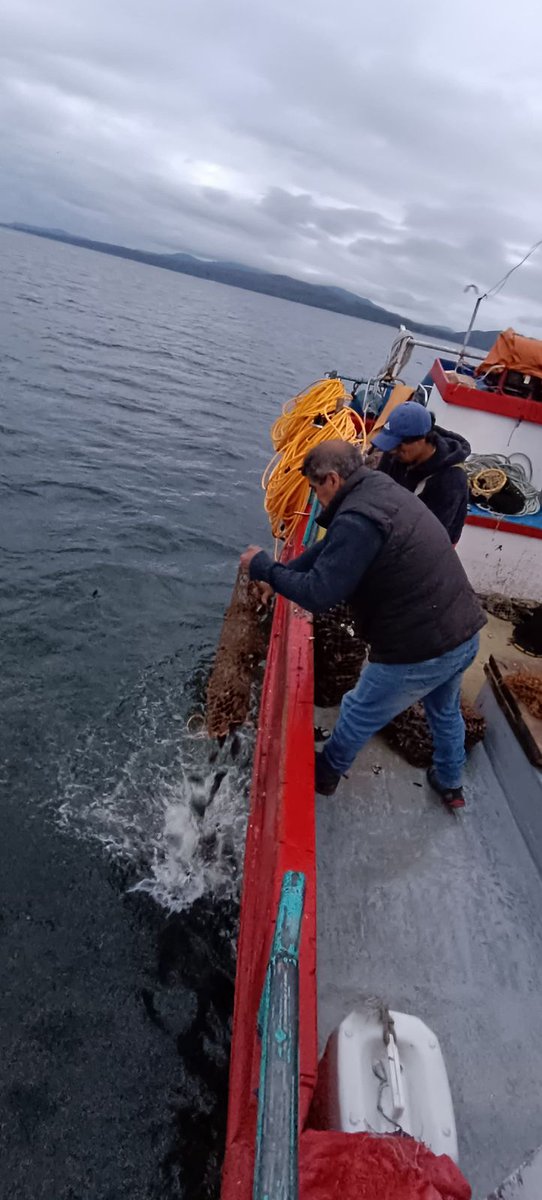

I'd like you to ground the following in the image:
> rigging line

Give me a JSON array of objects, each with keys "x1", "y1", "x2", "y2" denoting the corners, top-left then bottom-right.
[{"x1": 484, "y1": 236, "x2": 542, "y2": 300}]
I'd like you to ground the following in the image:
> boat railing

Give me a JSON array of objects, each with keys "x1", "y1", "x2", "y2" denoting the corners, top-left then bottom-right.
[
  {"x1": 253, "y1": 870, "x2": 306, "y2": 1200},
  {"x1": 326, "y1": 325, "x2": 486, "y2": 394}
]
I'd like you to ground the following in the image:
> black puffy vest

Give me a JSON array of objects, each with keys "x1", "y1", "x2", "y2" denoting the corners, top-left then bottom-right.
[{"x1": 317, "y1": 465, "x2": 486, "y2": 664}]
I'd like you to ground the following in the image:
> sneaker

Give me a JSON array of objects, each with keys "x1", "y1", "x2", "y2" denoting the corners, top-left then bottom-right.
[
  {"x1": 427, "y1": 766, "x2": 465, "y2": 810},
  {"x1": 315, "y1": 750, "x2": 341, "y2": 796}
]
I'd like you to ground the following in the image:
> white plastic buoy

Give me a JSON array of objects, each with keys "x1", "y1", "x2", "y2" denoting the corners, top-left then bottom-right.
[{"x1": 326, "y1": 1007, "x2": 459, "y2": 1162}]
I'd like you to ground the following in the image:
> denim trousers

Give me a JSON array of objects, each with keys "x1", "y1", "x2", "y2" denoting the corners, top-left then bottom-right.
[{"x1": 322, "y1": 633, "x2": 480, "y2": 787}]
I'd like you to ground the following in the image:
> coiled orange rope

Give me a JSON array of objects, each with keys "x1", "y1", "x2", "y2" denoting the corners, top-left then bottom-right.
[{"x1": 262, "y1": 379, "x2": 366, "y2": 542}]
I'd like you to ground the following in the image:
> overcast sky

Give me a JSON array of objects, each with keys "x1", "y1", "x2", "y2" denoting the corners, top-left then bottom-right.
[{"x1": 2, "y1": 0, "x2": 542, "y2": 331}]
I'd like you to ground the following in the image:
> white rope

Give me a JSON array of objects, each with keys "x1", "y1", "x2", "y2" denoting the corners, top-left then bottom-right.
[
  {"x1": 378, "y1": 330, "x2": 414, "y2": 381},
  {"x1": 464, "y1": 453, "x2": 541, "y2": 516}
]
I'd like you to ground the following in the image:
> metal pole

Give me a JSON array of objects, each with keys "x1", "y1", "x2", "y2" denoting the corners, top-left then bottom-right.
[{"x1": 457, "y1": 292, "x2": 485, "y2": 369}]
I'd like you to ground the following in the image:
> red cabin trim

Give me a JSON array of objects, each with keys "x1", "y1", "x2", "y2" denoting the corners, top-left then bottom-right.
[
  {"x1": 221, "y1": 529, "x2": 317, "y2": 1200},
  {"x1": 431, "y1": 357, "x2": 542, "y2": 426}
]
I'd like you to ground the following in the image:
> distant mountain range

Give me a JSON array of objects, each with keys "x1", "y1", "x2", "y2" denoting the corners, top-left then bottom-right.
[{"x1": 1, "y1": 222, "x2": 499, "y2": 351}]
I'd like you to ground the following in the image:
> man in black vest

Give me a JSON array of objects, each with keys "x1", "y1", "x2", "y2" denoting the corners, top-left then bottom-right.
[{"x1": 241, "y1": 440, "x2": 485, "y2": 807}]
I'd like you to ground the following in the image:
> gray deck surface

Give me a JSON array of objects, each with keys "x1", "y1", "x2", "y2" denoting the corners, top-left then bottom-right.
[{"x1": 315, "y1": 706, "x2": 542, "y2": 1199}]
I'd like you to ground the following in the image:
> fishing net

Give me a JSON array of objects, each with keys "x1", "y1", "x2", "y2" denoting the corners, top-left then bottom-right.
[
  {"x1": 299, "y1": 1129, "x2": 471, "y2": 1200},
  {"x1": 504, "y1": 670, "x2": 542, "y2": 719},
  {"x1": 313, "y1": 603, "x2": 366, "y2": 706},
  {"x1": 383, "y1": 701, "x2": 486, "y2": 767},
  {"x1": 205, "y1": 569, "x2": 271, "y2": 739}
]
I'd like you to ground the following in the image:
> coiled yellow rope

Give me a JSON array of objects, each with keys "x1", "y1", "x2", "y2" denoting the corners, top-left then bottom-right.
[{"x1": 262, "y1": 379, "x2": 366, "y2": 542}]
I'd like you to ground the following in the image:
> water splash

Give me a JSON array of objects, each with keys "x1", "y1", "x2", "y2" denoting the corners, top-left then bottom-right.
[
  {"x1": 132, "y1": 730, "x2": 253, "y2": 910},
  {"x1": 54, "y1": 653, "x2": 254, "y2": 910}
]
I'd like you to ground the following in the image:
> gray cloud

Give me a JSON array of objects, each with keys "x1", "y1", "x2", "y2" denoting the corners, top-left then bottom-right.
[{"x1": 2, "y1": 0, "x2": 542, "y2": 331}]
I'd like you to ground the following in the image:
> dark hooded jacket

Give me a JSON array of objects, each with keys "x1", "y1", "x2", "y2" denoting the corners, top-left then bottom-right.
[{"x1": 378, "y1": 426, "x2": 470, "y2": 544}]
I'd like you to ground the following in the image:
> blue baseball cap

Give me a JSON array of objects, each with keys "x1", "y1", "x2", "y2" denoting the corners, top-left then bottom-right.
[{"x1": 372, "y1": 401, "x2": 433, "y2": 451}]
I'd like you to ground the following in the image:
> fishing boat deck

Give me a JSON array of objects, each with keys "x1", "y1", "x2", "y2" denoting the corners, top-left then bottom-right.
[{"x1": 315, "y1": 695, "x2": 542, "y2": 1199}]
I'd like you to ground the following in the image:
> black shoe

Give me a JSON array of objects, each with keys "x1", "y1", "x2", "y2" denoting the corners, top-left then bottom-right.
[
  {"x1": 427, "y1": 766, "x2": 465, "y2": 810},
  {"x1": 315, "y1": 750, "x2": 341, "y2": 796}
]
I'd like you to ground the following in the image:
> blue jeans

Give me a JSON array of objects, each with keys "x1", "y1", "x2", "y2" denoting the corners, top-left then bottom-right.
[{"x1": 322, "y1": 633, "x2": 480, "y2": 788}]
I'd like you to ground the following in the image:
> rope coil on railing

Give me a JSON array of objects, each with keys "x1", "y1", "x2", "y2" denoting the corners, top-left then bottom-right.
[{"x1": 262, "y1": 379, "x2": 366, "y2": 542}]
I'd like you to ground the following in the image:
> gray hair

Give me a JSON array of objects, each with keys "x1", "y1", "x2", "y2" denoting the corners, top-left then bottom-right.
[{"x1": 302, "y1": 439, "x2": 362, "y2": 483}]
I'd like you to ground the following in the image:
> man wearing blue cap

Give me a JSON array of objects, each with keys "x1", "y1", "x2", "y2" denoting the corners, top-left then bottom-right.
[{"x1": 372, "y1": 402, "x2": 470, "y2": 544}]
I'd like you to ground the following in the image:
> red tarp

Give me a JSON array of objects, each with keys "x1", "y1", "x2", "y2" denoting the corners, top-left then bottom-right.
[{"x1": 300, "y1": 1131, "x2": 471, "y2": 1200}]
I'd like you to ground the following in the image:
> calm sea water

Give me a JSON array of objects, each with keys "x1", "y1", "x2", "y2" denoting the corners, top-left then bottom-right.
[{"x1": 0, "y1": 227, "x2": 439, "y2": 1197}]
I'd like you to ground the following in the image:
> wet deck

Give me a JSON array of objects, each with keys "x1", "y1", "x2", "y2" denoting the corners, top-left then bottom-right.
[{"x1": 315, "y1": 700, "x2": 542, "y2": 1198}]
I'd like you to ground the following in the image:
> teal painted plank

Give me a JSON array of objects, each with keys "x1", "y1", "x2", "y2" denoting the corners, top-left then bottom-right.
[{"x1": 253, "y1": 872, "x2": 305, "y2": 1200}]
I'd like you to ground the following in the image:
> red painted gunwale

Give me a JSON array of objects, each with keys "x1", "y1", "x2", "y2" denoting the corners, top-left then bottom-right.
[
  {"x1": 221, "y1": 528, "x2": 317, "y2": 1200},
  {"x1": 431, "y1": 356, "x2": 542, "y2": 426}
]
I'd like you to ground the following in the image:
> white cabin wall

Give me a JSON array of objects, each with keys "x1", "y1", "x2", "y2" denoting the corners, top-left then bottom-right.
[
  {"x1": 429, "y1": 385, "x2": 542, "y2": 490},
  {"x1": 428, "y1": 383, "x2": 542, "y2": 600}
]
